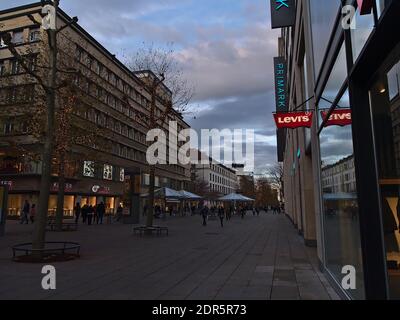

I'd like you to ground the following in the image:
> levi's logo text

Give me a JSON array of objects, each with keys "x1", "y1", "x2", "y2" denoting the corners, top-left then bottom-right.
[
  {"x1": 321, "y1": 109, "x2": 352, "y2": 127},
  {"x1": 274, "y1": 112, "x2": 313, "y2": 129}
]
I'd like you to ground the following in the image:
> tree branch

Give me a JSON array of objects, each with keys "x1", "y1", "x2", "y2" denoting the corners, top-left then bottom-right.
[{"x1": 0, "y1": 32, "x2": 49, "y2": 91}]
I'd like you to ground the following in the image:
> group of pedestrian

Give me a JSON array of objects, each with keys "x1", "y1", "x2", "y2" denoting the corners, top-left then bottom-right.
[
  {"x1": 201, "y1": 205, "x2": 228, "y2": 228},
  {"x1": 20, "y1": 200, "x2": 35, "y2": 224},
  {"x1": 74, "y1": 202, "x2": 106, "y2": 225}
]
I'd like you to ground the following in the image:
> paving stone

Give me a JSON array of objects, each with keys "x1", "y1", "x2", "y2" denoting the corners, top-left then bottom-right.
[{"x1": 0, "y1": 213, "x2": 340, "y2": 300}]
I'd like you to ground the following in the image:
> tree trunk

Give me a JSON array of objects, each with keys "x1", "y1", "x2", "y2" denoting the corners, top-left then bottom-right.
[
  {"x1": 32, "y1": 26, "x2": 57, "y2": 250},
  {"x1": 55, "y1": 153, "x2": 65, "y2": 231},
  {"x1": 146, "y1": 165, "x2": 155, "y2": 227}
]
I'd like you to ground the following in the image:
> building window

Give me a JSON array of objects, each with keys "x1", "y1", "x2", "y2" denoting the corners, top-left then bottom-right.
[
  {"x1": 11, "y1": 60, "x2": 21, "y2": 75},
  {"x1": 0, "y1": 62, "x2": 5, "y2": 76},
  {"x1": 120, "y1": 168, "x2": 125, "y2": 182},
  {"x1": 143, "y1": 173, "x2": 150, "y2": 186},
  {"x1": 29, "y1": 29, "x2": 41, "y2": 42},
  {"x1": 103, "y1": 164, "x2": 113, "y2": 180},
  {"x1": 4, "y1": 122, "x2": 13, "y2": 134},
  {"x1": 11, "y1": 31, "x2": 23, "y2": 44},
  {"x1": 83, "y1": 161, "x2": 95, "y2": 177}
]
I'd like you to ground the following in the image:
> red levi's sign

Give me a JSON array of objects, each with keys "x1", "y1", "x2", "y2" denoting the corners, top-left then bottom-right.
[
  {"x1": 274, "y1": 111, "x2": 313, "y2": 129},
  {"x1": 320, "y1": 109, "x2": 352, "y2": 127},
  {"x1": 357, "y1": 0, "x2": 374, "y2": 15}
]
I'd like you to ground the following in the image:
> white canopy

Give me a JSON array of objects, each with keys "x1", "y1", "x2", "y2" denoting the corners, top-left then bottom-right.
[
  {"x1": 218, "y1": 193, "x2": 255, "y2": 202},
  {"x1": 141, "y1": 187, "x2": 183, "y2": 199},
  {"x1": 179, "y1": 190, "x2": 203, "y2": 200}
]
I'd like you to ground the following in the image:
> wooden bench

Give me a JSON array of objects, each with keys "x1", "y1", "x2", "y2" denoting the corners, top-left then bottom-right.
[
  {"x1": 47, "y1": 221, "x2": 78, "y2": 232},
  {"x1": 133, "y1": 225, "x2": 168, "y2": 236}
]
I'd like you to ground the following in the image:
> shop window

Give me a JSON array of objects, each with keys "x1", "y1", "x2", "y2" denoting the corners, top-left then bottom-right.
[
  {"x1": 350, "y1": 5, "x2": 375, "y2": 62},
  {"x1": 387, "y1": 61, "x2": 400, "y2": 101},
  {"x1": 369, "y1": 48, "x2": 400, "y2": 298},
  {"x1": 319, "y1": 88, "x2": 365, "y2": 299},
  {"x1": 309, "y1": 0, "x2": 341, "y2": 78}
]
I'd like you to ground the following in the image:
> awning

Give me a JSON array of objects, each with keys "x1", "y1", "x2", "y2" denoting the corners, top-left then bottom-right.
[
  {"x1": 141, "y1": 187, "x2": 184, "y2": 200},
  {"x1": 179, "y1": 190, "x2": 203, "y2": 200},
  {"x1": 218, "y1": 193, "x2": 255, "y2": 202}
]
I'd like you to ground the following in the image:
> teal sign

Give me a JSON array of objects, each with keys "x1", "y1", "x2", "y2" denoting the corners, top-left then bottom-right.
[
  {"x1": 270, "y1": 0, "x2": 296, "y2": 29},
  {"x1": 276, "y1": 0, "x2": 289, "y2": 10}
]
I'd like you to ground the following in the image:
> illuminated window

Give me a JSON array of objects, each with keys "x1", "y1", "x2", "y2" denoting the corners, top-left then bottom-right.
[
  {"x1": 103, "y1": 164, "x2": 113, "y2": 180},
  {"x1": 83, "y1": 161, "x2": 95, "y2": 177}
]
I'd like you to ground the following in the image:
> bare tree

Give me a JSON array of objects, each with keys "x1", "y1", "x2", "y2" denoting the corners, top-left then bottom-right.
[
  {"x1": 238, "y1": 176, "x2": 256, "y2": 200},
  {"x1": 255, "y1": 178, "x2": 278, "y2": 207},
  {"x1": 126, "y1": 43, "x2": 194, "y2": 228},
  {"x1": 0, "y1": 1, "x2": 79, "y2": 249},
  {"x1": 267, "y1": 163, "x2": 284, "y2": 203}
]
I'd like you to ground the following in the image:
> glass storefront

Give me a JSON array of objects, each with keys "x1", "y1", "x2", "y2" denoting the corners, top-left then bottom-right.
[
  {"x1": 6, "y1": 194, "x2": 118, "y2": 217},
  {"x1": 309, "y1": 0, "x2": 341, "y2": 78},
  {"x1": 369, "y1": 42, "x2": 400, "y2": 299},
  {"x1": 318, "y1": 40, "x2": 365, "y2": 299}
]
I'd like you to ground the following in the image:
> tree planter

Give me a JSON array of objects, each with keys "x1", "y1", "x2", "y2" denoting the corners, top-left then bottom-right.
[{"x1": 12, "y1": 242, "x2": 81, "y2": 263}]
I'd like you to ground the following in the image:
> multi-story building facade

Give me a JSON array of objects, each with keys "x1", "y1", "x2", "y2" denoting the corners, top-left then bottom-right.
[
  {"x1": 272, "y1": 0, "x2": 400, "y2": 299},
  {"x1": 0, "y1": 2, "x2": 190, "y2": 218},
  {"x1": 191, "y1": 150, "x2": 238, "y2": 197},
  {"x1": 321, "y1": 155, "x2": 356, "y2": 194}
]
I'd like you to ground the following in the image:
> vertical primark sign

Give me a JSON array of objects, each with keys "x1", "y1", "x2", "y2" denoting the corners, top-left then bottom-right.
[
  {"x1": 274, "y1": 57, "x2": 288, "y2": 112},
  {"x1": 274, "y1": 56, "x2": 288, "y2": 162},
  {"x1": 270, "y1": 0, "x2": 296, "y2": 29}
]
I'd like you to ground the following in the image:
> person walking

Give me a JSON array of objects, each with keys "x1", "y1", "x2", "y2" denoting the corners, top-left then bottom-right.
[
  {"x1": 97, "y1": 202, "x2": 105, "y2": 224},
  {"x1": 87, "y1": 205, "x2": 94, "y2": 225},
  {"x1": 74, "y1": 202, "x2": 81, "y2": 224},
  {"x1": 82, "y1": 203, "x2": 88, "y2": 223},
  {"x1": 218, "y1": 206, "x2": 225, "y2": 228},
  {"x1": 143, "y1": 204, "x2": 148, "y2": 217},
  {"x1": 93, "y1": 204, "x2": 98, "y2": 224},
  {"x1": 115, "y1": 204, "x2": 123, "y2": 222},
  {"x1": 29, "y1": 204, "x2": 36, "y2": 224},
  {"x1": 20, "y1": 200, "x2": 30, "y2": 224},
  {"x1": 201, "y1": 206, "x2": 209, "y2": 226},
  {"x1": 240, "y1": 207, "x2": 245, "y2": 219}
]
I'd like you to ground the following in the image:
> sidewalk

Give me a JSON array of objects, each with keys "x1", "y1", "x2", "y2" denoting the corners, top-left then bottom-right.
[{"x1": 0, "y1": 212, "x2": 340, "y2": 300}]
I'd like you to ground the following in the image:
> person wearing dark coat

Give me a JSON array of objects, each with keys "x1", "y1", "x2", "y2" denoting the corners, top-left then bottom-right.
[
  {"x1": 81, "y1": 204, "x2": 88, "y2": 223},
  {"x1": 201, "y1": 206, "x2": 209, "y2": 226},
  {"x1": 97, "y1": 202, "x2": 105, "y2": 224},
  {"x1": 218, "y1": 207, "x2": 225, "y2": 228},
  {"x1": 74, "y1": 202, "x2": 81, "y2": 224},
  {"x1": 87, "y1": 205, "x2": 94, "y2": 225}
]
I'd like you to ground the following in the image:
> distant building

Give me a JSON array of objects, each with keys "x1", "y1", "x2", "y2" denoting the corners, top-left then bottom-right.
[
  {"x1": 321, "y1": 155, "x2": 356, "y2": 194},
  {"x1": 191, "y1": 150, "x2": 238, "y2": 196}
]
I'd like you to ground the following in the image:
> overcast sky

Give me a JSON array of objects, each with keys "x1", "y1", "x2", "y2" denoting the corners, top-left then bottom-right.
[{"x1": 1, "y1": 0, "x2": 280, "y2": 174}]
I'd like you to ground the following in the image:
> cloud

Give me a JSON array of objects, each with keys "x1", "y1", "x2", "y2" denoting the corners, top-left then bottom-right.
[{"x1": 0, "y1": 0, "x2": 280, "y2": 172}]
